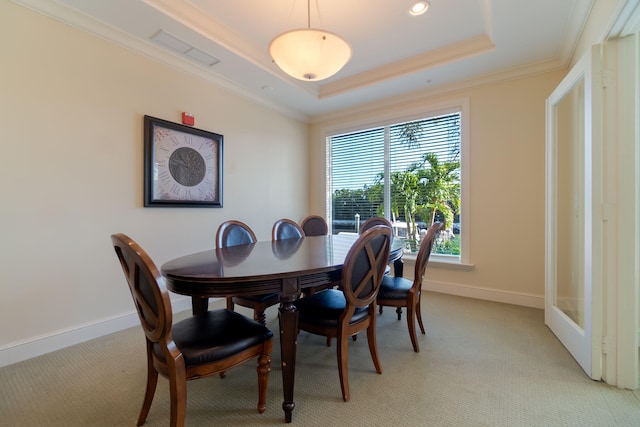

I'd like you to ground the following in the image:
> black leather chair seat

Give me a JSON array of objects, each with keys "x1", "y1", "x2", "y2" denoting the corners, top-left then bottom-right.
[
  {"x1": 294, "y1": 289, "x2": 369, "y2": 328},
  {"x1": 377, "y1": 275, "x2": 412, "y2": 300},
  {"x1": 154, "y1": 309, "x2": 273, "y2": 366}
]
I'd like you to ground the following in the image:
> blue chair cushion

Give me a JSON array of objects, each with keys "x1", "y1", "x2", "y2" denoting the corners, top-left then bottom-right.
[
  {"x1": 377, "y1": 275, "x2": 412, "y2": 300},
  {"x1": 294, "y1": 289, "x2": 369, "y2": 328}
]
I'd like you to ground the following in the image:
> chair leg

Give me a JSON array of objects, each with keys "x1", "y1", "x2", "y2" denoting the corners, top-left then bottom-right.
[
  {"x1": 328, "y1": 334, "x2": 355, "y2": 347},
  {"x1": 337, "y1": 333, "x2": 350, "y2": 402},
  {"x1": 254, "y1": 309, "x2": 267, "y2": 326},
  {"x1": 137, "y1": 350, "x2": 158, "y2": 426},
  {"x1": 366, "y1": 323, "x2": 383, "y2": 374},
  {"x1": 226, "y1": 297, "x2": 234, "y2": 311},
  {"x1": 168, "y1": 364, "x2": 187, "y2": 427},
  {"x1": 416, "y1": 297, "x2": 426, "y2": 335},
  {"x1": 406, "y1": 303, "x2": 420, "y2": 353},
  {"x1": 256, "y1": 345, "x2": 272, "y2": 414},
  {"x1": 396, "y1": 307, "x2": 403, "y2": 320}
]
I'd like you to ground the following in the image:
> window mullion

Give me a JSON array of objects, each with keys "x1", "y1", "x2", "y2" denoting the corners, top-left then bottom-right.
[{"x1": 384, "y1": 126, "x2": 391, "y2": 220}]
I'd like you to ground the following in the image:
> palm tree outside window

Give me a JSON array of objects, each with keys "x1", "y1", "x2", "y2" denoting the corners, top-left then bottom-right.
[{"x1": 328, "y1": 111, "x2": 461, "y2": 258}]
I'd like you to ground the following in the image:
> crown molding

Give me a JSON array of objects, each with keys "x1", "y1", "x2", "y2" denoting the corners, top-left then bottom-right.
[{"x1": 319, "y1": 34, "x2": 496, "y2": 99}]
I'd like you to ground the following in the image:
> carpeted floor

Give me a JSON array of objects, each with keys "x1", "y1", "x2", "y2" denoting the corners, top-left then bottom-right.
[{"x1": 1, "y1": 292, "x2": 639, "y2": 426}]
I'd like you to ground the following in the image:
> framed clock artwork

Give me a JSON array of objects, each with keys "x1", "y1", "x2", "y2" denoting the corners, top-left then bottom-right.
[{"x1": 143, "y1": 115, "x2": 223, "y2": 207}]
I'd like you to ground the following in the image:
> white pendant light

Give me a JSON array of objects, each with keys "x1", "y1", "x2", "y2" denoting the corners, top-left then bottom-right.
[{"x1": 269, "y1": 0, "x2": 351, "y2": 81}]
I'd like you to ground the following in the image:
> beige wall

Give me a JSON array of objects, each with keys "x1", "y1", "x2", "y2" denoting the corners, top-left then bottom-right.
[
  {"x1": 310, "y1": 71, "x2": 566, "y2": 304},
  {"x1": 0, "y1": 3, "x2": 307, "y2": 354},
  {"x1": 2, "y1": 0, "x2": 625, "y2": 365}
]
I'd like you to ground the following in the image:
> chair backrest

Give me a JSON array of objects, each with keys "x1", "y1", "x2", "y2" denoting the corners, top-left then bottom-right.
[
  {"x1": 301, "y1": 215, "x2": 328, "y2": 236},
  {"x1": 360, "y1": 217, "x2": 392, "y2": 234},
  {"x1": 412, "y1": 222, "x2": 443, "y2": 289},
  {"x1": 111, "y1": 233, "x2": 172, "y2": 345},
  {"x1": 341, "y1": 225, "x2": 392, "y2": 309},
  {"x1": 272, "y1": 218, "x2": 304, "y2": 240},
  {"x1": 216, "y1": 220, "x2": 257, "y2": 248},
  {"x1": 272, "y1": 237, "x2": 304, "y2": 259}
]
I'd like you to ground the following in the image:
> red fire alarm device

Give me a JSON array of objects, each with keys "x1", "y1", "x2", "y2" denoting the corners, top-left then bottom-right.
[{"x1": 181, "y1": 112, "x2": 195, "y2": 126}]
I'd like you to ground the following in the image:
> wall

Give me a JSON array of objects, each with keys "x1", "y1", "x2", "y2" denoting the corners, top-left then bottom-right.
[
  {"x1": 0, "y1": 2, "x2": 307, "y2": 365},
  {"x1": 309, "y1": 71, "x2": 566, "y2": 307}
]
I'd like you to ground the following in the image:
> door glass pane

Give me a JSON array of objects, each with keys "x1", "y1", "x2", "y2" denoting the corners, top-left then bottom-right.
[{"x1": 554, "y1": 78, "x2": 585, "y2": 328}]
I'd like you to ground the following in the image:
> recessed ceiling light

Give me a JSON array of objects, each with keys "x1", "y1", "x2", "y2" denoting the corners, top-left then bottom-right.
[{"x1": 409, "y1": 1, "x2": 430, "y2": 16}]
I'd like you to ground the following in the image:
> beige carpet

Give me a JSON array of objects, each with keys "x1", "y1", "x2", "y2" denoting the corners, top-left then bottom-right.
[{"x1": 1, "y1": 292, "x2": 639, "y2": 426}]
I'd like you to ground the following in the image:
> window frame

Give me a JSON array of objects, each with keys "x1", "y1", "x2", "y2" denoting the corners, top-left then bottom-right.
[{"x1": 324, "y1": 98, "x2": 471, "y2": 268}]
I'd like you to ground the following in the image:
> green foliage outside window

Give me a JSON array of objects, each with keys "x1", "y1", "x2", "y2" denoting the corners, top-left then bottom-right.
[
  {"x1": 331, "y1": 150, "x2": 461, "y2": 255},
  {"x1": 331, "y1": 114, "x2": 461, "y2": 255}
]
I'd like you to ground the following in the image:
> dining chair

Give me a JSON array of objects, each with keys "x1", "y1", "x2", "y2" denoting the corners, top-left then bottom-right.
[
  {"x1": 217, "y1": 220, "x2": 280, "y2": 326},
  {"x1": 376, "y1": 222, "x2": 443, "y2": 352},
  {"x1": 272, "y1": 218, "x2": 304, "y2": 240},
  {"x1": 360, "y1": 216, "x2": 392, "y2": 276},
  {"x1": 111, "y1": 233, "x2": 274, "y2": 427},
  {"x1": 293, "y1": 225, "x2": 391, "y2": 402},
  {"x1": 359, "y1": 216, "x2": 392, "y2": 234},
  {"x1": 328, "y1": 216, "x2": 390, "y2": 346},
  {"x1": 301, "y1": 215, "x2": 329, "y2": 236},
  {"x1": 299, "y1": 215, "x2": 337, "y2": 296},
  {"x1": 271, "y1": 237, "x2": 304, "y2": 259}
]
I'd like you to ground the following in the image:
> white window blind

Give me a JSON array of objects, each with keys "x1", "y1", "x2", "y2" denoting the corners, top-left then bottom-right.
[{"x1": 329, "y1": 112, "x2": 461, "y2": 256}]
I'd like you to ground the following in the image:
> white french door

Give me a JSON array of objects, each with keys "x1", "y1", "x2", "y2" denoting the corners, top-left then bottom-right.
[{"x1": 545, "y1": 45, "x2": 603, "y2": 379}]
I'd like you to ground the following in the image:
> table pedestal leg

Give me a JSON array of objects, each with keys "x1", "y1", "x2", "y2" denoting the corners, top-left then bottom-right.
[
  {"x1": 393, "y1": 257, "x2": 404, "y2": 277},
  {"x1": 191, "y1": 296, "x2": 208, "y2": 315},
  {"x1": 278, "y1": 291, "x2": 298, "y2": 423}
]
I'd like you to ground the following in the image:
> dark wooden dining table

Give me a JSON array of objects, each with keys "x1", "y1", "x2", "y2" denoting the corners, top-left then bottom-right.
[{"x1": 161, "y1": 233, "x2": 404, "y2": 423}]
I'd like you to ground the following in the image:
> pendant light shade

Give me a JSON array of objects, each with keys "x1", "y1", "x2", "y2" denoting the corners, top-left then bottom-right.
[{"x1": 269, "y1": 2, "x2": 351, "y2": 81}]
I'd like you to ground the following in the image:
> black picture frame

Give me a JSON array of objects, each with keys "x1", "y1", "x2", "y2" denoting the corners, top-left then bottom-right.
[{"x1": 144, "y1": 115, "x2": 223, "y2": 207}]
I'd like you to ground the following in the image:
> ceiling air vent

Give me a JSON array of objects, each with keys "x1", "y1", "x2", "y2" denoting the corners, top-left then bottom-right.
[{"x1": 151, "y1": 30, "x2": 220, "y2": 67}]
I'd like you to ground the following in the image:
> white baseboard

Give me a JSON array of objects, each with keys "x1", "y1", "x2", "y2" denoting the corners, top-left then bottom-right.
[
  {"x1": 424, "y1": 280, "x2": 544, "y2": 309},
  {"x1": 0, "y1": 297, "x2": 194, "y2": 368}
]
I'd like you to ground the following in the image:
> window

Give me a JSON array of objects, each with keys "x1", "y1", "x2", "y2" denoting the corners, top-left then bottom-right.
[{"x1": 327, "y1": 105, "x2": 465, "y2": 261}]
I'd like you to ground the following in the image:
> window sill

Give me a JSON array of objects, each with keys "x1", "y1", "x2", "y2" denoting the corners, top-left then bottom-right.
[{"x1": 401, "y1": 253, "x2": 474, "y2": 271}]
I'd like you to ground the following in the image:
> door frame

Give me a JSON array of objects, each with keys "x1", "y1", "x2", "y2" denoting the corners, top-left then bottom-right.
[
  {"x1": 602, "y1": 7, "x2": 640, "y2": 389},
  {"x1": 544, "y1": 0, "x2": 640, "y2": 387}
]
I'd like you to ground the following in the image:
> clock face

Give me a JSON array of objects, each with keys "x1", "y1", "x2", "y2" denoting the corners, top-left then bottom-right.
[
  {"x1": 152, "y1": 126, "x2": 218, "y2": 202},
  {"x1": 169, "y1": 147, "x2": 206, "y2": 186}
]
